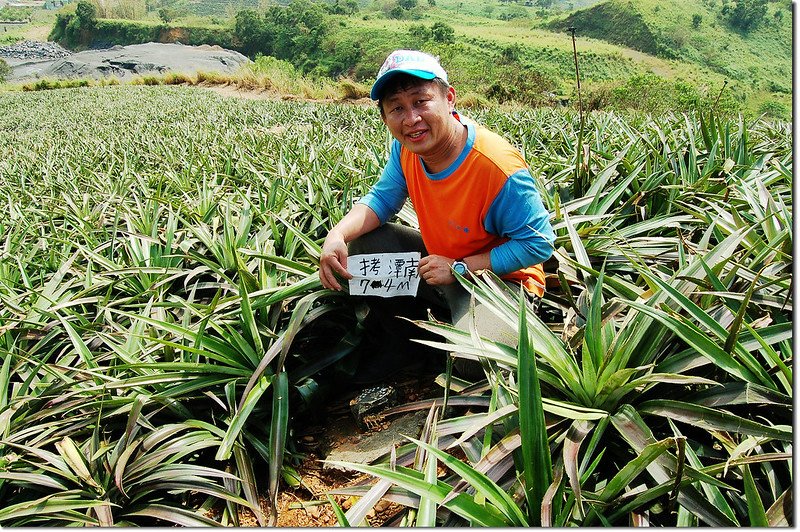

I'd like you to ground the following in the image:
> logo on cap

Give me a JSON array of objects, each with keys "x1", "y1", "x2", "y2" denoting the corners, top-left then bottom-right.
[
  {"x1": 377, "y1": 50, "x2": 447, "y2": 82},
  {"x1": 371, "y1": 49, "x2": 448, "y2": 100}
]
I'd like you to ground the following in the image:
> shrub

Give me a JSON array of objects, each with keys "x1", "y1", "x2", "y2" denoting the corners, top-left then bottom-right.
[
  {"x1": 389, "y1": 4, "x2": 404, "y2": 18},
  {"x1": 500, "y1": 43, "x2": 522, "y2": 62},
  {"x1": 580, "y1": 81, "x2": 615, "y2": 111},
  {"x1": 337, "y1": 77, "x2": 370, "y2": 99},
  {"x1": 727, "y1": 0, "x2": 768, "y2": 31},
  {"x1": 328, "y1": 0, "x2": 358, "y2": 14},
  {"x1": 767, "y1": 80, "x2": 790, "y2": 94},
  {"x1": 50, "y1": 0, "x2": 97, "y2": 48},
  {"x1": 75, "y1": 0, "x2": 97, "y2": 25},
  {"x1": 163, "y1": 71, "x2": 194, "y2": 85},
  {"x1": 195, "y1": 70, "x2": 228, "y2": 84},
  {"x1": 0, "y1": 58, "x2": 10, "y2": 83},
  {"x1": 158, "y1": 7, "x2": 179, "y2": 22},
  {"x1": 486, "y1": 55, "x2": 559, "y2": 106},
  {"x1": 457, "y1": 90, "x2": 491, "y2": 108},
  {"x1": 758, "y1": 99, "x2": 789, "y2": 120},
  {"x1": 0, "y1": 6, "x2": 32, "y2": 21},
  {"x1": 99, "y1": 75, "x2": 121, "y2": 86},
  {"x1": 92, "y1": 19, "x2": 161, "y2": 45},
  {"x1": 499, "y1": 5, "x2": 529, "y2": 20},
  {"x1": 140, "y1": 74, "x2": 162, "y2": 85},
  {"x1": 232, "y1": 1, "x2": 330, "y2": 74},
  {"x1": 235, "y1": 9, "x2": 273, "y2": 57},
  {"x1": 320, "y1": 38, "x2": 362, "y2": 77},
  {"x1": 430, "y1": 22, "x2": 455, "y2": 43},
  {"x1": 408, "y1": 22, "x2": 432, "y2": 40}
]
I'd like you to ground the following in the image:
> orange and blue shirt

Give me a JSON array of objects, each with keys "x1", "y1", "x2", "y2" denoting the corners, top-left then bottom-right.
[{"x1": 359, "y1": 117, "x2": 555, "y2": 296}]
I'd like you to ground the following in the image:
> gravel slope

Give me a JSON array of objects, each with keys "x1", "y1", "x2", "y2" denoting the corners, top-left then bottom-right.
[{"x1": 4, "y1": 41, "x2": 250, "y2": 81}]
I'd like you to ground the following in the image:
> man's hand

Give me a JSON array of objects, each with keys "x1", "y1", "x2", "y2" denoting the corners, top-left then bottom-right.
[
  {"x1": 418, "y1": 254, "x2": 457, "y2": 285},
  {"x1": 319, "y1": 232, "x2": 353, "y2": 291},
  {"x1": 318, "y1": 205, "x2": 382, "y2": 291}
]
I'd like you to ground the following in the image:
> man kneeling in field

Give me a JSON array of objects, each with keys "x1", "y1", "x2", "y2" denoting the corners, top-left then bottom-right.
[{"x1": 319, "y1": 49, "x2": 555, "y2": 383}]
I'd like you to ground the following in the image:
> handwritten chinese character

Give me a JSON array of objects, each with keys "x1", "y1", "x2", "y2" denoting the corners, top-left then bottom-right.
[{"x1": 359, "y1": 257, "x2": 382, "y2": 277}]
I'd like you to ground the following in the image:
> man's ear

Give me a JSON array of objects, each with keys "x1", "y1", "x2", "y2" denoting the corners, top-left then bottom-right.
[{"x1": 446, "y1": 86, "x2": 457, "y2": 111}]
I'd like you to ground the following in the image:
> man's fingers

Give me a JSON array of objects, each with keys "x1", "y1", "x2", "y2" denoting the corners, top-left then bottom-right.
[
  {"x1": 324, "y1": 254, "x2": 353, "y2": 280},
  {"x1": 319, "y1": 266, "x2": 341, "y2": 291},
  {"x1": 319, "y1": 252, "x2": 354, "y2": 291}
]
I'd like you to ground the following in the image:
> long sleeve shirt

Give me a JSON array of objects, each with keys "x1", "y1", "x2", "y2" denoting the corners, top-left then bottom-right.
[{"x1": 359, "y1": 117, "x2": 555, "y2": 296}]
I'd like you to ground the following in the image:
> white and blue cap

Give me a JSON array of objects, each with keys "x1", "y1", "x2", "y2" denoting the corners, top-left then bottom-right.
[{"x1": 370, "y1": 49, "x2": 448, "y2": 100}]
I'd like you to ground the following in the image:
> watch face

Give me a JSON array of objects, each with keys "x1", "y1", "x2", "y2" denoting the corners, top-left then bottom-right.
[{"x1": 453, "y1": 261, "x2": 467, "y2": 275}]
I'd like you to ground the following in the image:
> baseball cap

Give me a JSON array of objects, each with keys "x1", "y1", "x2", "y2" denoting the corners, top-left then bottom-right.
[{"x1": 370, "y1": 49, "x2": 448, "y2": 100}]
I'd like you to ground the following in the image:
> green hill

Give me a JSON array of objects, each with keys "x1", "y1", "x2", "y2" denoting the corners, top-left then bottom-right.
[
  {"x1": 546, "y1": 0, "x2": 791, "y2": 94},
  {"x1": 545, "y1": 0, "x2": 664, "y2": 55}
]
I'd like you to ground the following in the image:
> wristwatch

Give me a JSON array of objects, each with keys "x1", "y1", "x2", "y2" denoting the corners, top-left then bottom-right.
[{"x1": 452, "y1": 260, "x2": 469, "y2": 276}]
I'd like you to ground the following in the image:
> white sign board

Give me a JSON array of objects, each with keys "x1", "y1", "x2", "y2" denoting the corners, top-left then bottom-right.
[{"x1": 347, "y1": 252, "x2": 421, "y2": 298}]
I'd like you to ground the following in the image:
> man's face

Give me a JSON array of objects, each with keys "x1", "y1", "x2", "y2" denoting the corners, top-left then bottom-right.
[{"x1": 380, "y1": 80, "x2": 457, "y2": 160}]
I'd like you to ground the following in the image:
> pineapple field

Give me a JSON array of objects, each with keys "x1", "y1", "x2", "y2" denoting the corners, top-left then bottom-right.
[{"x1": 0, "y1": 85, "x2": 792, "y2": 526}]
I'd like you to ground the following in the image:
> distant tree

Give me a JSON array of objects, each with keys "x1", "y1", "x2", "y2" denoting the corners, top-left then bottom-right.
[
  {"x1": 728, "y1": 0, "x2": 767, "y2": 31},
  {"x1": 388, "y1": 3, "x2": 404, "y2": 18},
  {"x1": 158, "y1": 7, "x2": 178, "y2": 22},
  {"x1": 75, "y1": 0, "x2": 97, "y2": 26},
  {"x1": 427, "y1": 0, "x2": 436, "y2": 6},
  {"x1": 408, "y1": 22, "x2": 432, "y2": 40},
  {"x1": 235, "y1": 9, "x2": 273, "y2": 57},
  {"x1": 329, "y1": 0, "x2": 358, "y2": 14},
  {"x1": 430, "y1": 21, "x2": 454, "y2": 43},
  {"x1": 61, "y1": 0, "x2": 96, "y2": 46},
  {"x1": 322, "y1": 37, "x2": 362, "y2": 76},
  {"x1": 535, "y1": 0, "x2": 553, "y2": 8},
  {"x1": 271, "y1": 0, "x2": 328, "y2": 65},
  {"x1": 692, "y1": 13, "x2": 702, "y2": 27},
  {"x1": 398, "y1": 0, "x2": 417, "y2": 9},
  {"x1": 233, "y1": 1, "x2": 334, "y2": 73}
]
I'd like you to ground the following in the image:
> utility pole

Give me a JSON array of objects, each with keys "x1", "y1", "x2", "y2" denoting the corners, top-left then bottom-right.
[
  {"x1": 568, "y1": 26, "x2": 586, "y2": 197},
  {"x1": 568, "y1": 26, "x2": 583, "y2": 126}
]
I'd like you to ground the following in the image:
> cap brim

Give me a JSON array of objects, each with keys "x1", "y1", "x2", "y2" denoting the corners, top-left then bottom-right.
[{"x1": 370, "y1": 69, "x2": 438, "y2": 100}]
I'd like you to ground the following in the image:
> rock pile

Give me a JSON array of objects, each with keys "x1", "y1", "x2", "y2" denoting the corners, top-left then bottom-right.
[
  {"x1": 6, "y1": 42, "x2": 250, "y2": 82},
  {"x1": 0, "y1": 40, "x2": 72, "y2": 61},
  {"x1": 39, "y1": 42, "x2": 249, "y2": 81}
]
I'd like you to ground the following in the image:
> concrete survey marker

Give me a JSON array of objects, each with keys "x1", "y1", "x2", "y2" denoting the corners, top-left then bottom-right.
[{"x1": 324, "y1": 410, "x2": 427, "y2": 471}]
